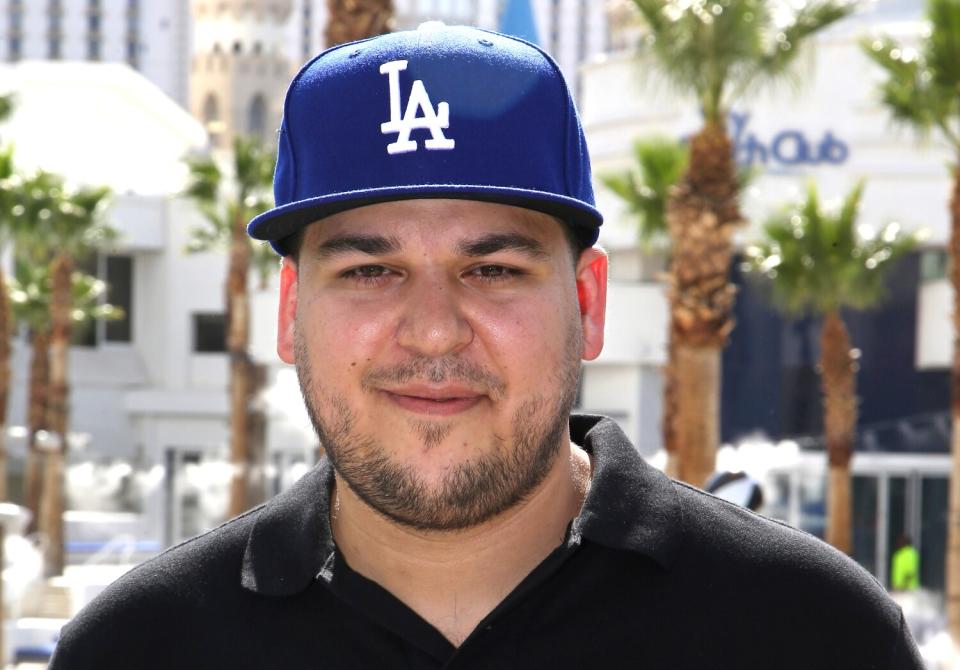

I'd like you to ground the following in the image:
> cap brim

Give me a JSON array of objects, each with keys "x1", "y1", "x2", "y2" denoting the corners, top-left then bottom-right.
[{"x1": 248, "y1": 184, "x2": 603, "y2": 255}]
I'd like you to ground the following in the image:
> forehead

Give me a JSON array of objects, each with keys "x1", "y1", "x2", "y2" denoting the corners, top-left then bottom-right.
[{"x1": 301, "y1": 199, "x2": 568, "y2": 251}]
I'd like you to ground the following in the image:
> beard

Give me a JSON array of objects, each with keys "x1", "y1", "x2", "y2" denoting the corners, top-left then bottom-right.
[{"x1": 294, "y1": 320, "x2": 582, "y2": 532}]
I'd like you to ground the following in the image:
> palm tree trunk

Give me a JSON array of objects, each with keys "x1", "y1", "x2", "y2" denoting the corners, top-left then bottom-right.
[
  {"x1": 820, "y1": 309, "x2": 856, "y2": 555},
  {"x1": 226, "y1": 216, "x2": 256, "y2": 518},
  {"x1": 0, "y1": 523, "x2": 4, "y2": 664},
  {"x1": 40, "y1": 253, "x2": 72, "y2": 576},
  {"x1": 39, "y1": 446, "x2": 64, "y2": 577},
  {"x1": 0, "y1": 270, "x2": 11, "y2": 501},
  {"x1": 324, "y1": 0, "x2": 394, "y2": 48},
  {"x1": 674, "y1": 344, "x2": 719, "y2": 486},
  {"x1": 24, "y1": 329, "x2": 50, "y2": 534},
  {"x1": 946, "y1": 162, "x2": 960, "y2": 642},
  {"x1": 662, "y1": 326, "x2": 679, "y2": 479},
  {"x1": 666, "y1": 121, "x2": 740, "y2": 487}
]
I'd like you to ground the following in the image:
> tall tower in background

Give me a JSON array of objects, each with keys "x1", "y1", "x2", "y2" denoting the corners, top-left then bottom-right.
[{"x1": 189, "y1": 0, "x2": 293, "y2": 149}]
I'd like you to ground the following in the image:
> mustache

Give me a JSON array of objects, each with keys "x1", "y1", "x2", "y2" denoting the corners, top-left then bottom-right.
[{"x1": 361, "y1": 356, "x2": 506, "y2": 398}]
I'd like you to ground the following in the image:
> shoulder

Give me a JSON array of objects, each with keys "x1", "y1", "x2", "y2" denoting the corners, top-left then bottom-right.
[
  {"x1": 673, "y1": 481, "x2": 865, "y2": 576},
  {"x1": 665, "y1": 481, "x2": 921, "y2": 667},
  {"x1": 49, "y1": 507, "x2": 263, "y2": 670},
  {"x1": 671, "y1": 479, "x2": 883, "y2": 597}
]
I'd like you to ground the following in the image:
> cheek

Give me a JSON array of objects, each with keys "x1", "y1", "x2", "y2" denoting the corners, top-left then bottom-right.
[
  {"x1": 470, "y1": 291, "x2": 577, "y2": 376},
  {"x1": 298, "y1": 296, "x2": 392, "y2": 375}
]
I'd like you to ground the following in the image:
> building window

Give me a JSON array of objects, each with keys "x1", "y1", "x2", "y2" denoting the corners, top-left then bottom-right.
[
  {"x1": 193, "y1": 313, "x2": 226, "y2": 353},
  {"x1": 104, "y1": 256, "x2": 133, "y2": 342},
  {"x1": 126, "y1": 38, "x2": 138, "y2": 66},
  {"x1": 49, "y1": 0, "x2": 63, "y2": 57},
  {"x1": 920, "y1": 249, "x2": 948, "y2": 282},
  {"x1": 302, "y1": 0, "x2": 313, "y2": 60},
  {"x1": 550, "y1": 0, "x2": 561, "y2": 55},
  {"x1": 87, "y1": 0, "x2": 103, "y2": 61},
  {"x1": 126, "y1": 0, "x2": 140, "y2": 68},
  {"x1": 9, "y1": 4, "x2": 22, "y2": 30},
  {"x1": 577, "y1": 0, "x2": 588, "y2": 61},
  {"x1": 48, "y1": 0, "x2": 63, "y2": 60},
  {"x1": 248, "y1": 94, "x2": 266, "y2": 136},
  {"x1": 7, "y1": 0, "x2": 22, "y2": 61},
  {"x1": 201, "y1": 92, "x2": 222, "y2": 146},
  {"x1": 73, "y1": 254, "x2": 135, "y2": 347}
]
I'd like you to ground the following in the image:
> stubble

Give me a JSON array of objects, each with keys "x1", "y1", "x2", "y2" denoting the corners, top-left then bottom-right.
[{"x1": 295, "y1": 321, "x2": 582, "y2": 532}]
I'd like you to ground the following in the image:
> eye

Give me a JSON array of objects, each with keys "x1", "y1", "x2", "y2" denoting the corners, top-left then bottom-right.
[
  {"x1": 467, "y1": 264, "x2": 523, "y2": 283},
  {"x1": 340, "y1": 265, "x2": 395, "y2": 286}
]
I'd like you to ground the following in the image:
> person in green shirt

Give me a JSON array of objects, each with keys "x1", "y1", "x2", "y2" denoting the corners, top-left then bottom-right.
[{"x1": 891, "y1": 535, "x2": 920, "y2": 591}]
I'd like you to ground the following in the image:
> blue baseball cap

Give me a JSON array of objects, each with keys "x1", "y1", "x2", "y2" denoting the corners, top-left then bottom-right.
[{"x1": 247, "y1": 22, "x2": 602, "y2": 255}]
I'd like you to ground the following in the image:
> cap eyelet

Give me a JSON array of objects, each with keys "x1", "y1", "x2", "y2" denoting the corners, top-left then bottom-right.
[
  {"x1": 348, "y1": 49, "x2": 362, "y2": 58},
  {"x1": 478, "y1": 38, "x2": 493, "y2": 47}
]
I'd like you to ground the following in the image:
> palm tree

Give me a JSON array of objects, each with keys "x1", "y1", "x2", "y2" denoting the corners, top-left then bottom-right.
[
  {"x1": 745, "y1": 183, "x2": 917, "y2": 553},
  {"x1": 9, "y1": 259, "x2": 121, "y2": 576},
  {"x1": 0, "y1": 94, "x2": 14, "y2": 658},
  {"x1": 8, "y1": 169, "x2": 61, "y2": 526},
  {"x1": 601, "y1": 137, "x2": 687, "y2": 476},
  {"x1": 325, "y1": 0, "x2": 394, "y2": 48},
  {"x1": 6, "y1": 167, "x2": 114, "y2": 576},
  {"x1": 41, "y1": 184, "x2": 113, "y2": 577},
  {"x1": 860, "y1": 0, "x2": 960, "y2": 638},
  {"x1": 0, "y1": 145, "x2": 17, "y2": 502},
  {"x1": 184, "y1": 135, "x2": 275, "y2": 518},
  {"x1": 629, "y1": 0, "x2": 855, "y2": 486}
]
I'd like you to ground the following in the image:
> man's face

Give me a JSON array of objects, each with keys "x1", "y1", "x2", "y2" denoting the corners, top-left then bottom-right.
[{"x1": 277, "y1": 199, "x2": 607, "y2": 531}]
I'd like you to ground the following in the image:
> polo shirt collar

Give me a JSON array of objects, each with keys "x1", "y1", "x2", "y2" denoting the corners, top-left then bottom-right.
[
  {"x1": 570, "y1": 414, "x2": 682, "y2": 569},
  {"x1": 241, "y1": 414, "x2": 682, "y2": 596}
]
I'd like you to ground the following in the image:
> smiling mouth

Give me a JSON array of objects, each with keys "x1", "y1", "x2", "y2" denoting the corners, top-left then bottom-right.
[{"x1": 382, "y1": 391, "x2": 485, "y2": 416}]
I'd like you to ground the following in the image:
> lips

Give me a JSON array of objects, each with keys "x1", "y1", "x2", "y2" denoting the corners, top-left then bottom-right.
[{"x1": 382, "y1": 385, "x2": 486, "y2": 416}]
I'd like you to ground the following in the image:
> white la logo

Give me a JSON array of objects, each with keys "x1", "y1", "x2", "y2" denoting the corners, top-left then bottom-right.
[{"x1": 380, "y1": 60, "x2": 455, "y2": 155}]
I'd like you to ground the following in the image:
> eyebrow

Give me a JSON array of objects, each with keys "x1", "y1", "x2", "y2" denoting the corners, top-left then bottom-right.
[
  {"x1": 456, "y1": 233, "x2": 549, "y2": 259},
  {"x1": 311, "y1": 234, "x2": 402, "y2": 259}
]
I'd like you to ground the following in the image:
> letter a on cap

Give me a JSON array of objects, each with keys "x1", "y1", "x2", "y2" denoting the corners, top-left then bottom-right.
[{"x1": 380, "y1": 60, "x2": 456, "y2": 155}]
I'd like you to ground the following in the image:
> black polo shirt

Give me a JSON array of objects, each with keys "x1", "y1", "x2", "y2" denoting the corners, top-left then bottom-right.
[{"x1": 50, "y1": 415, "x2": 922, "y2": 669}]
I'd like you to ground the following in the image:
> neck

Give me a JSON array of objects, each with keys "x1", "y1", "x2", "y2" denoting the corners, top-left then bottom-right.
[{"x1": 331, "y1": 443, "x2": 592, "y2": 646}]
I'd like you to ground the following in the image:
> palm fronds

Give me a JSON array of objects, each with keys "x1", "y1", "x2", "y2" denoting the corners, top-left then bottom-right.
[
  {"x1": 861, "y1": 0, "x2": 960, "y2": 148},
  {"x1": 183, "y1": 135, "x2": 275, "y2": 255},
  {"x1": 744, "y1": 182, "x2": 919, "y2": 316},
  {"x1": 632, "y1": 0, "x2": 855, "y2": 123},
  {"x1": 600, "y1": 136, "x2": 688, "y2": 249}
]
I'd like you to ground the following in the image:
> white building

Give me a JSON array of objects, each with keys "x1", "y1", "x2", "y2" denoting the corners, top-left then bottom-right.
[
  {"x1": 0, "y1": 62, "x2": 322, "y2": 557},
  {"x1": 577, "y1": 0, "x2": 952, "y2": 591},
  {"x1": 0, "y1": 0, "x2": 192, "y2": 107},
  {"x1": 580, "y1": 0, "x2": 952, "y2": 452}
]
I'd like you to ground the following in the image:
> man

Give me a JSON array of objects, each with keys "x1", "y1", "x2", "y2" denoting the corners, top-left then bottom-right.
[
  {"x1": 891, "y1": 535, "x2": 920, "y2": 591},
  {"x1": 51, "y1": 23, "x2": 922, "y2": 669}
]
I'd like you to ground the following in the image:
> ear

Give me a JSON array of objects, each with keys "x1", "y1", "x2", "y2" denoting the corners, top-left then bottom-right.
[
  {"x1": 575, "y1": 247, "x2": 607, "y2": 361},
  {"x1": 277, "y1": 256, "x2": 298, "y2": 364}
]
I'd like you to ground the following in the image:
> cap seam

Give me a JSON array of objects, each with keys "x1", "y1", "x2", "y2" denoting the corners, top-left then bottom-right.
[{"x1": 474, "y1": 27, "x2": 575, "y2": 199}]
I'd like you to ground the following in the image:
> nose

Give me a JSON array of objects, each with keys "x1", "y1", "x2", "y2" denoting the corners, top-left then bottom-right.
[{"x1": 395, "y1": 275, "x2": 473, "y2": 357}]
